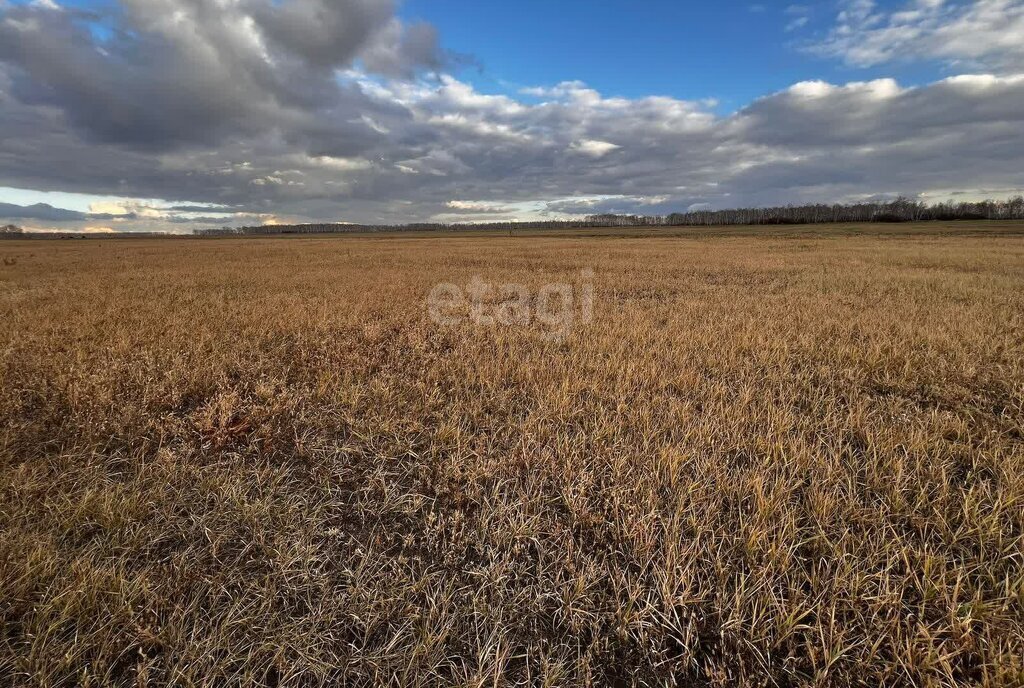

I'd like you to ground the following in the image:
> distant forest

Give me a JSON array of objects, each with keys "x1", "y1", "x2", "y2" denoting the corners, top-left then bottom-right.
[{"x1": 195, "y1": 196, "x2": 1024, "y2": 235}]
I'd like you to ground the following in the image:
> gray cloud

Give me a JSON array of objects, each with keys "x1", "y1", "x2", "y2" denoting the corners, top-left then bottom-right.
[
  {"x1": 0, "y1": 0, "x2": 437, "y2": 150},
  {"x1": 0, "y1": 201, "x2": 87, "y2": 221},
  {"x1": 1, "y1": 0, "x2": 1024, "y2": 231},
  {"x1": 250, "y1": 0, "x2": 396, "y2": 69},
  {"x1": 0, "y1": 201, "x2": 133, "y2": 222},
  {"x1": 166, "y1": 204, "x2": 239, "y2": 213}
]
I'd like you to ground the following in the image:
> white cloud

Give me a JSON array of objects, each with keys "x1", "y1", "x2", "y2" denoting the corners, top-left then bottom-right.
[
  {"x1": 445, "y1": 200, "x2": 513, "y2": 213},
  {"x1": 812, "y1": 0, "x2": 1024, "y2": 71},
  {"x1": 569, "y1": 140, "x2": 621, "y2": 158},
  {"x1": 785, "y1": 16, "x2": 810, "y2": 31},
  {"x1": 303, "y1": 155, "x2": 374, "y2": 171}
]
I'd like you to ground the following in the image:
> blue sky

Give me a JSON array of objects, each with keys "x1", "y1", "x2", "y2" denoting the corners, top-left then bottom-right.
[
  {"x1": 400, "y1": 1, "x2": 945, "y2": 110},
  {"x1": 1, "y1": 0, "x2": 1023, "y2": 231}
]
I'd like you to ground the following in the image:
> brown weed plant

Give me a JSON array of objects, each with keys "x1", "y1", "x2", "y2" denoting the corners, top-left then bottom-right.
[{"x1": 1, "y1": 226, "x2": 1022, "y2": 686}]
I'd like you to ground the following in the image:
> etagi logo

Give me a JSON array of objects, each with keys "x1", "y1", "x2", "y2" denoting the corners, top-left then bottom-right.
[{"x1": 427, "y1": 269, "x2": 594, "y2": 341}]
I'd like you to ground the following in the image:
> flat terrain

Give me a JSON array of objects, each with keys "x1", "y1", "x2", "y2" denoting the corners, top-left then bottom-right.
[{"x1": 1, "y1": 225, "x2": 1022, "y2": 686}]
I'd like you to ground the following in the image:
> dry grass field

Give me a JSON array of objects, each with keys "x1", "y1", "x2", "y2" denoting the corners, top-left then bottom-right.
[{"x1": 1, "y1": 225, "x2": 1023, "y2": 686}]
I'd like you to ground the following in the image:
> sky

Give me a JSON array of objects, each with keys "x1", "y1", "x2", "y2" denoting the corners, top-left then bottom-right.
[{"x1": 1, "y1": 0, "x2": 1023, "y2": 232}]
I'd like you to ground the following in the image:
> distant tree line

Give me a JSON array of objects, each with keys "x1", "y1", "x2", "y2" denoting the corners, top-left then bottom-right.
[
  {"x1": 1, "y1": 224, "x2": 24, "y2": 236},
  {"x1": 194, "y1": 220, "x2": 605, "y2": 236},
  {"x1": 194, "y1": 196, "x2": 1024, "y2": 236},
  {"x1": 664, "y1": 196, "x2": 1024, "y2": 226}
]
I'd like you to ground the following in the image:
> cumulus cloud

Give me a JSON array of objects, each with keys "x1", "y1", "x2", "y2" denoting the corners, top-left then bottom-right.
[
  {"x1": 0, "y1": 0, "x2": 438, "y2": 149},
  {"x1": 1, "y1": 0, "x2": 1024, "y2": 230}
]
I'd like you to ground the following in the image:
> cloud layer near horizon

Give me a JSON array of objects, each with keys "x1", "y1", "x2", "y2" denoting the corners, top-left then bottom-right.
[{"x1": 2, "y1": 0, "x2": 1024, "y2": 231}]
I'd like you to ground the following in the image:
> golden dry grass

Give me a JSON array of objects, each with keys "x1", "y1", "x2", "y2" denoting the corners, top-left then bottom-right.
[{"x1": 1, "y1": 226, "x2": 1023, "y2": 686}]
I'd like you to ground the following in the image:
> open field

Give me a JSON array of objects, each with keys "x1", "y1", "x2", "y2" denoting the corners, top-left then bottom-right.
[{"x1": 1, "y1": 225, "x2": 1023, "y2": 686}]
